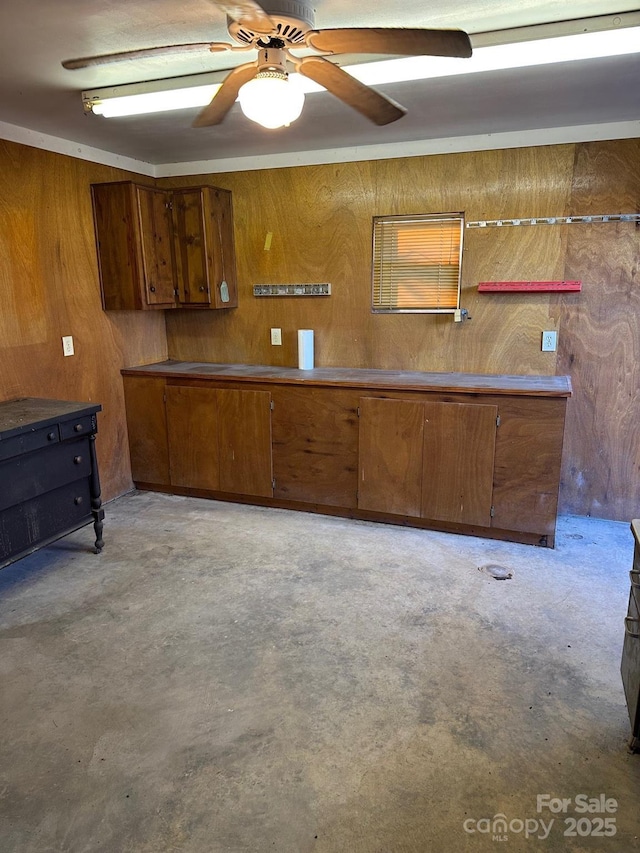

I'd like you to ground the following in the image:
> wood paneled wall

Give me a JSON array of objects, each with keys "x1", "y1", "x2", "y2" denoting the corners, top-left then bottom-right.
[
  {"x1": 0, "y1": 140, "x2": 168, "y2": 501},
  {"x1": 1, "y1": 137, "x2": 637, "y2": 520},
  {"x1": 160, "y1": 140, "x2": 640, "y2": 521},
  {"x1": 557, "y1": 140, "x2": 640, "y2": 520}
]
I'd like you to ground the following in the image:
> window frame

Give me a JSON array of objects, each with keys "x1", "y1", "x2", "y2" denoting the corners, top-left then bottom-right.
[{"x1": 371, "y1": 212, "x2": 465, "y2": 314}]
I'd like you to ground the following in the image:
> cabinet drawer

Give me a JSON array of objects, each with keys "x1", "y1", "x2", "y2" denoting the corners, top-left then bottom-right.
[
  {"x1": 0, "y1": 478, "x2": 92, "y2": 563},
  {"x1": 59, "y1": 415, "x2": 95, "y2": 441},
  {"x1": 0, "y1": 425, "x2": 60, "y2": 461},
  {"x1": 0, "y1": 438, "x2": 91, "y2": 511},
  {"x1": 621, "y1": 579, "x2": 640, "y2": 737}
]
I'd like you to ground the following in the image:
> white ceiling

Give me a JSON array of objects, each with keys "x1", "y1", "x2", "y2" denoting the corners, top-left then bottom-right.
[{"x1": 0, "y1": 0, "x2": 638, "y2": 175}]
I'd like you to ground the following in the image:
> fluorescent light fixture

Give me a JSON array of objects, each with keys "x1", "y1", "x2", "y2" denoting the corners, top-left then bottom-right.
[
  {"x1": 349, "y1": 25, "x2": 640, "y2": 88},
  {"x1": 91, "y1": 83, "x2": 221, "y2": 117},
  {"x1": 82, "y1": 16, "x2": 640, "y2": 119}
]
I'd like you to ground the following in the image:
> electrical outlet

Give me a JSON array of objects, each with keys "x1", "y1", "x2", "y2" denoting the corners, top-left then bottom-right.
[
  {"x1": 270, "y1": 328, "x2": 282, "y2": 346},
  {"x1": 62, "y1": 335, "x2": 74, "y2": 357},
  {"x1": 541, "y1": 330, "x2": 557, "y2": 352}
]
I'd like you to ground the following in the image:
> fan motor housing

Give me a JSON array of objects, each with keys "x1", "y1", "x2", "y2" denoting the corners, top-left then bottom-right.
[{"x1": 228, "y1": 0, "x2": 316, "y2": 46}]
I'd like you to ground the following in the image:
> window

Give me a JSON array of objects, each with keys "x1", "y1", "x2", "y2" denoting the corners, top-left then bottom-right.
[{"x1": 372, "y1": 213, "x2": 464, "y2": 313}]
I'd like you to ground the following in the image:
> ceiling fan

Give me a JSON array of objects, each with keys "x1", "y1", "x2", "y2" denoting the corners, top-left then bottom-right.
[{"x1": 62, "y1": 0, "x2": 472, "y2": 128}]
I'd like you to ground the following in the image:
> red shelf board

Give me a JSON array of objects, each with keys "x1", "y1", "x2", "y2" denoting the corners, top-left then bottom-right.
[{"x1": 478, "y1": 280, "x2": 582, "y2": 292}]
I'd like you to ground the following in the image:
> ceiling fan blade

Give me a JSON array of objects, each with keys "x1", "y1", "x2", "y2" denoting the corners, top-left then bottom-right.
[
  {"x1": 209, "y1": 0, "x2": 275, "y2": 34},
  {"x1": 192, "y1": 62, "x2": 258, "y2": 126},
  {"x1": 62, "y1": 42, "x2": 232, "y2": 70},
  {"x1": 306, "y1": 27, "x2": 472, "y2": 59},
  {"x1": 298, "y1": 56, "x2": 406, "y2": 126}
]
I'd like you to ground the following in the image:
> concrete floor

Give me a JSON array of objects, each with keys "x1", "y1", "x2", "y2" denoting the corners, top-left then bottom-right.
[{"x1": 1, "y1": 491, "x2": 639, "y2": 852}]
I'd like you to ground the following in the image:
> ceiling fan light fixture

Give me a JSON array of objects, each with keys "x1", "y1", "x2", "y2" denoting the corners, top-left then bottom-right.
[{"x1": 238, "y1": 70, "x2": 305, "y2": 129}]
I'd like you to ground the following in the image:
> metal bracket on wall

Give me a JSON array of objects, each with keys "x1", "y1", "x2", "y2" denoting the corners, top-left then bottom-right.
[
  {"x1": 466, "y1": 213, "x2": 640, "y2": 229},
  {"x1": 253, "y1": 283, "x2": 331, "y2": 297}
]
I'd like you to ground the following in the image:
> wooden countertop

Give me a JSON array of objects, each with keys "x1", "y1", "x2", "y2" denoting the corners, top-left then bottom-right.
[{"x1": 122, "y1": 361, "x2": 572, "y2": 397}]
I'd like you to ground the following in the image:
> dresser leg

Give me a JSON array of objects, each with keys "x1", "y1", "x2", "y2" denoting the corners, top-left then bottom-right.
[{"x1": 89, "y1": 434, "x2": 105, "y2": 553}]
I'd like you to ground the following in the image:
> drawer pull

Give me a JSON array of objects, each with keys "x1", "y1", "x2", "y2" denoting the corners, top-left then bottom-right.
[
  {"x1": 74, "y1": 496, "x2": 83, "y2": 506},
  {"x1": 73, "y1": 455, "x2": 83, "y2": 465},
  {"x1": 47, "y1": 431, "x2": 56, "y2": 441},
  {"x1": 149, "y1": 285, "x2": 156, "y2": 293},
  {"x1": 74, "y1": 423, "x2": 83, "y2": 432},
  {"x1": 625, "y1": 616, "x2": 640, "y2": 639}
]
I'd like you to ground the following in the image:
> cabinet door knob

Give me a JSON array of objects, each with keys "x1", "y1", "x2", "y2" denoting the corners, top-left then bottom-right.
[
  {"x1": 74, "y1": 455, "x2": 82, "y2": 464},
  {"x1": 149, "y1": 285, "x2": 156, "y2": 293},
  {"x1": 74, "y1": 423, "x2": 83, "y2": 432},
  {"x1": 47, "y1": 431, "x2": 56, "y2": 441},
  {"x1": 199, "y1": 285, "x2": 206, "y2": 292},
  {"x1": 74, "y1": 496, "x2": 83, "y2": 505}
]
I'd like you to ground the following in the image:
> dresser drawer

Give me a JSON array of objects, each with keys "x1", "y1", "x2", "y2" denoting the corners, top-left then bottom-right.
[
  {"x1": 0, "y1": 425, "x2": 60, "y2": 461},
  {"x1": 0, "y1": 438, "x2": 91, "y2": 512},
  {"x1": 59, "y1": 414, "x2": 96, "y2": 441},
  {"x1": 0, "y1": 478, "x2": 92, "y2": 563},
  {"x1": 622, "y1": 585, "x2": 640, "y2": 731}
]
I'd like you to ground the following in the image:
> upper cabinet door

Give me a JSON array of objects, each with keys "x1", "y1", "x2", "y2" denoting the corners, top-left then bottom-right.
[
  {"x1": 171, "y1": 187, "x2": 238, "y2": 309},
  {"x1": 91, "y1": 181, "x2": 175, "y2": 310},
  {"x1": 171, "y1": 188, "x2": 210, "y2": 306},
  {"x1": 135, "y1": 186, "x2": 177, "y2": 307},
  {"x1": 421, "y1": 401, "x2": 497, "y2": 527}
]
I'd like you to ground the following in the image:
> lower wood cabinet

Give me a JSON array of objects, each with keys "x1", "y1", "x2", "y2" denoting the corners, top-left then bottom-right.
[
  {"x1": 166, "y1": 386, "x2": 220, "y2": 490},
  {"x1": 271, "y1": 386, "x2": 359, "y2": 508},
  {"x1": 126, "y1": 380, "x2": 273, "y2": 499},
  {"x1": 421, "y1": 400, "x2": 497, "y2": 527},
  {"x1": 122, "y1": 364, "x2": 571, "y2": 547},
  {"x1": 358, "y1": 397, "x2": 425, "y2": 517},
  {"x1": 357, "y1": 397, "x2": 497, "y2": 527},
  {"x1": 217, "y1": 388, "x2": 273, "y2": 497}
]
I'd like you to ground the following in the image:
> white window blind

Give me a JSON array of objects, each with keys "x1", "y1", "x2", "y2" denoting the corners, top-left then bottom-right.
[{"x1": 372, "y1": 213, "x2": 464, "y2": 312}]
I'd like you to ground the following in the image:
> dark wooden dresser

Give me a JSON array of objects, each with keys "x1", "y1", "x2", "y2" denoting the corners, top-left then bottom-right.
[
  {"x1": 621, "y1": 519, "x2": 640, "y2": 751},
  {"x1": 0, "y1": 398, "x2": 104, "y2": 570}
]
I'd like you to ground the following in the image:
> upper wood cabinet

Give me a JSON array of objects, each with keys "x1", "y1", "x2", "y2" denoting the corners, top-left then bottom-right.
[
  {"x1": 171, "y1": 187, "x2": 238, "y2": 309},
  {"x1": 91, "y1": 181, "x2": 238, "y2": 311},
  {"x1": 92, "y1": 182, "x2": 176, "y2": 310}
]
